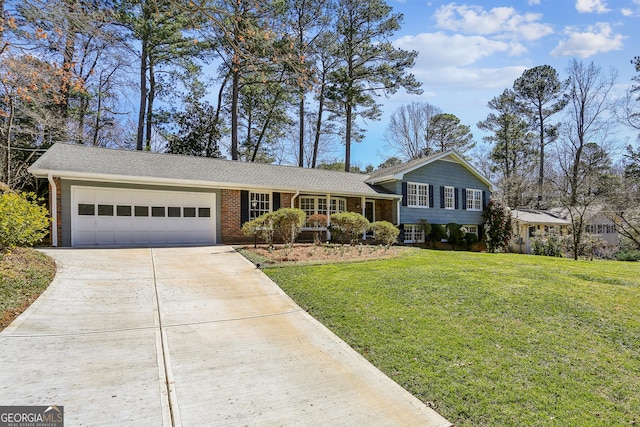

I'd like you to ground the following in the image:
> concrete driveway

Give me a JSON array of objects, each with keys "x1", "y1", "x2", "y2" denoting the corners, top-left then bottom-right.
[{"x1": 0, "y1": 246, "x2": 451, "y2": 426}]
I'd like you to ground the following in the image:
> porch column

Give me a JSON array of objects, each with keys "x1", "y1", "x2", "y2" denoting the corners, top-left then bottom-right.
[{"x1": 326, "y1": 193, "x2": 331, "y2": 241}]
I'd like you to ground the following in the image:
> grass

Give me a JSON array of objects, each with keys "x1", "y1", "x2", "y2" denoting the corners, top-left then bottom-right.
[
  {"x1": 0, "y1": 247, "x2": 56, "y2": 330},
  {"x1": 262, "y1": 250, "x2": 640, "y2": 426}
]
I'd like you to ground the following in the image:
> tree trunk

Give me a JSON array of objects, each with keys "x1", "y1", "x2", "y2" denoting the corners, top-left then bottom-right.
[
  {"x1": 145, "y1": 60, "x2": 155, "y2": 150},
  {"x1": 298, "y1": 95, "x2": 304, "y2": 167},
  {"x1": 345, "y1": 103, "x2": 352, "y2": 172},
  {"x1": 61, "y1": 0, "x2": 77, "y2": 119},
  {"x1": 137, "y1": 37, "x2": 148, "y2": 151},
  {"x1": 231, "y1": 67, "x2": 240, "y2": 160},
  {"x1": 537, "y1": 109, "x2": 545, "y2": 208}
]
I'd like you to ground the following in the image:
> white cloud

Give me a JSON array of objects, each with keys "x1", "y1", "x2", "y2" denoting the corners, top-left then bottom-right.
[
  {"x1": 394, "y1": 32, "x2": 526, "y2": 90},
  {"x1": 621, "y1": 8, "x2": 633, "y2": 16},
  {"x1": 551, "y1": 23, "x2": 625, "y2": 57},
  {"x1": 528, "y1": 0, "x2": 541, "y2": 5},
  {"x1": 575, "y1": 0, "x2": 610, "y2": 14},
  {"x1": 434, "y1": 4, "x2": 553, "y2": 41}
]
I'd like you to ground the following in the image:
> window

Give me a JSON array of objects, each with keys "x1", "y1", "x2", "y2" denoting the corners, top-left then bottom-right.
[
  {"x1": 198, "y1": 207, "x2": 211, "y2": 218},
  {"x1": 407, "y1": 183, "x2": 429, "y2": 208},
  {"x1": 168, "y1": 207, "x2": 181, "y2": 218},
  {"x1": 152, "y1": 207, "x2": 165, "y2": 217},
  {"x1": 464, "y1": 225, "x2": 478, "y2": 236},
  {"x1": 298, "y1": 196, "x2": 346, "y2": 219},
  {"x1": 78, "y1": 204, "x2": 95, "y2": 216},
  {"x1": 134, "y1": 206, "x2": 149, "y2": 217},
  {"x1": 250, "y1": 192, "x2": 270, "y2": 219},
  {"x1": 444, "y1": 186, "x2": 454, "y2": 210},
  {"x1": 117, "y1": 205, "x2": 132, "y2": 217},
  {"x1": 403, "y1": 225, "x2": 424, "y2": 243},
  {"x1": 466, "y1": 189, "x2": 482, "y2": 211},
  {"x1": 183, "y1": 207, "x2": 196, "y2": 218}
]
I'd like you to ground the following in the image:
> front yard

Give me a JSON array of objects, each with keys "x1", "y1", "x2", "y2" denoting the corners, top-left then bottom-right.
[{"x1": 260, "y1": 250, "x2": 639, "y2": 426}]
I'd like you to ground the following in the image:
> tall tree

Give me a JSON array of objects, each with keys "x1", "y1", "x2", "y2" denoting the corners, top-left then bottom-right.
[
  {"x1": 513, "y1": 65, "x2": 567, "y2": 208},
  {"x1": 286, "y1": 0, "x2": 331, "y2": 167},
  {"x1": 477, "y1": 89, "x2": 536, "y2": 208},
  {"x1": 384, "y1": 101, "x2": 440, "y2": 160},
  {"x1": 327, "y1": 0, "x2": 422, "y2": 171},
  {"x1": 426, "y1": 113, "x2": 475, "y2": 155},
  {"x1": 554, "y1": 59, "x2": 616, "y2": 260}
]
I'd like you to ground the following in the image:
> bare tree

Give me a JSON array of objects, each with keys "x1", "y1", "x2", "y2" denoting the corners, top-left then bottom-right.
[
  {"x1": 384, "y1": 101, "x2": 440, "y2": 160},
  {"x1": 552, "y1": 59, "x2": 617, "y2": 259}
]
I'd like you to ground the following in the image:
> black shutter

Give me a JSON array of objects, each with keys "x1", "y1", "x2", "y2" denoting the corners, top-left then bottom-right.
[
  {"x1": 482, "y1": 191, "x2": 487, "y2": 210},
  {"x1": 401, "y1": 182, "x2": 408, "y2": 206},
  {"x1": 455, "y1": 188, "x2": 459, "y2": 209},
  {"x1": 478, "y1": 224, "x2": 484, "y2": 240},
  {"x1": 462, "y1": 188, "x2": 467, "y2": 210},
  {"x1": 440, "y1": 186, "x2": 445, "y2": 209},
  {"x1": 240, "y1": 190, "x2": 249, "y2": 225},
  {"x1": 272, "y1": 192, "x2": 281, "y2": 211},
  {"x1": 429, "y1": 185, "x2": 434, "y2": 208},
  {"x1": 398, "y1": 224, "x2": 405, "y2": 243}
]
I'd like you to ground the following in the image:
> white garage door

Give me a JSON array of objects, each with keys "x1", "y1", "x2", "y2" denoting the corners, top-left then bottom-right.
[{"x1": 71, "y1": 186, "x2": 216, "y2": 247}]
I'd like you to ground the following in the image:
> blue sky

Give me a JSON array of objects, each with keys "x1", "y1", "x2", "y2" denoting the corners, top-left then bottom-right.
[{"x1": 350, "y1": 0, "x2": 640, "y2": 168}]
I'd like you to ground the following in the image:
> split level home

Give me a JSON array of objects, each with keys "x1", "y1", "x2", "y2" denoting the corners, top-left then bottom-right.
[{"x1": 28, "y1": 143, "x2": 494, "y2": 247}]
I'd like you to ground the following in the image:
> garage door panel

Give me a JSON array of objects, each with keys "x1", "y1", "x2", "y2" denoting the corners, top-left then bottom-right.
[{"x1": 71, "y1": 187, "x2": 216, "y2": 247}]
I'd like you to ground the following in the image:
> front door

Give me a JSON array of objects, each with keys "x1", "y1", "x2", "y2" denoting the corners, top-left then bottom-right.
[{"x1": 365, "y1": 200, "x2": 375, "y2": 238}]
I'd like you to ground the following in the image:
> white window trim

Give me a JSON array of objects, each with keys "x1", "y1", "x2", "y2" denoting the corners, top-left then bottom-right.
[
  {"x1": 444, "y1": 186, "x2": 455, "y2": 210},
  {"x1": 407, "y1": 182, "x2": 429, "y2": 208},
  {"x1": 249, "y1": 191, "x2": 271, "y2": 220},
  {"x1": 464, "y1": 225, "x2": 479, "y2": 236},
  {"x1": 466, "y1": 189, "x2": 482, "y2": 211},
  {"x1": 403, "y1": 224, "x2": 425, "y2": 243}
]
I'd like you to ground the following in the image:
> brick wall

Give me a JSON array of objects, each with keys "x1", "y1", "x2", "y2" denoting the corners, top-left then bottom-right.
[
  {"x1": 220, "y1": 189, "x2": 246, "y2": 243},
  {"x1": 376, "y1": 199, "x2": 393, "y2": 223}
]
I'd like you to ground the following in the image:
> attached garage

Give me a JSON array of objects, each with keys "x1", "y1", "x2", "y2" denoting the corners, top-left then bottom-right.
[{"x1": 71, "y1": 186, "x2": 216, "y2": 247}]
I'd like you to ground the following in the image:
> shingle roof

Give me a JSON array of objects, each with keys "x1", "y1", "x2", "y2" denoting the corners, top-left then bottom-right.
[
  {"x1": 28, "y1": 143, "x2": 398, "y2": 198},
  {"x1": 511, "y1": 209, "x2": 571, "y2": 225}
]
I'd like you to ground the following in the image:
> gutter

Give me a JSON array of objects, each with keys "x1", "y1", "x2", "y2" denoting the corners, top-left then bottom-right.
[
  {"x1": 290, "y1": 190, "x2": 299, "y2": 208},
  {"x1": 47, "y1": 173, "x2": 58, "y2": 247}
]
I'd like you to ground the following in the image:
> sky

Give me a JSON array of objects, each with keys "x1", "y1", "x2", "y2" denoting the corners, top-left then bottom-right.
[{"x1": 349, "y1": 0, "x2": 640, "y2": 168}]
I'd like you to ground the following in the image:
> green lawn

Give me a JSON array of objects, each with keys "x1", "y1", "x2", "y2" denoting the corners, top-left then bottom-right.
[{"x1": 262, "y1": 250, "x2": 640, "y2": 426}]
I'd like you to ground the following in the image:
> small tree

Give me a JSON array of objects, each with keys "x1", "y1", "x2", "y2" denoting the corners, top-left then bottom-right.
[
  {"x1": 419, "y1": 219, "x2": 432, "y2": 244},
  {"x1": 0, "y1": 191, "x2": 50, "y2": 251},
  {"x1": 307, "y1": 214, "x2": 328, "y2": 246},
  {"x1": 272, "y1": 208, "x2": 306, "y2": 248},
  {"x1": 330, "y1": 212, "x2": 370, "y2": 245},
  {"x1": 241, "y1": 213, "x2": 275, "y2": 248},
  {"x1": 369, "y1": 221, "x2": 399, "y2": 248},
  {"x1": 483, "y1": 199, "x2": 513, "y2": 253}
]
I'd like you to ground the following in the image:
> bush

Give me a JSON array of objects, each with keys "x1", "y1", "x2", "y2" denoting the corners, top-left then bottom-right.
[
  {"x1": 530, "y1": 231, "x2": 563, "y2": 257},
  {"x1": 0, "y1": 191, "x2": 50, "y2": 251},
  {"x1": 272, "y1": 208, "x2": 306, "y2": 247},
  {"x1": 430, "y1": 224, "x2": 447, "y2": 247},
  {"x1": 483, "y1": 199, "x2": 513, "y2": 253},
  {"x1": 616, "y1": 250, "x2": 640, "y2": 262},
  {"x1": 241, "y1": 212, "x2": 275, "y2": 246},
  {"x1": 369, "y1": 221, "x2": 399, "y2": 248},
  {"x1": 330, "y1": 212, "x2": 370, "y2": 245},
  {"x1": 446, "y1": 223, "x2": 465, "y2": 248},
  {"x1": 307, "y1": 214, "x2": 328, "y2": 245},
  {"x1": 464, "y1": 232, "x2": 479, "y2": 248}
]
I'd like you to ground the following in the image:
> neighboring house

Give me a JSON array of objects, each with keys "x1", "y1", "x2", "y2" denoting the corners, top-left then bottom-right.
[
  {"x1": 28, "y1": 143, "x2": 493, "y2": 247},
  {"x1": 510, "y1": 209, "x2": 571, "y2": 254},
  {"x1": 548, "y1": 206, "x2": 621, "y2": 248}
]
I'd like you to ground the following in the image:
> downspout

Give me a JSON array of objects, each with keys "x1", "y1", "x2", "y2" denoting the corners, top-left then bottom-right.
[
  {"x1": 290, "y1": 190, "x2": 299, "y2": 208},
  {"x1": 47, "y1": 174, "x2": 58, "y2": 247}
]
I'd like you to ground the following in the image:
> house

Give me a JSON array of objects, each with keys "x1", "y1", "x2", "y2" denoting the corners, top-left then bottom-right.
[
  {"x1": 509, "y1": 209, "x2": 571, "y2": 254},
  {"x1": 28, "y1": 143, "x2": 493, "y2": 247},
  {"x1": 548, "y1": 206, "x2": 621, "y2": 248}
]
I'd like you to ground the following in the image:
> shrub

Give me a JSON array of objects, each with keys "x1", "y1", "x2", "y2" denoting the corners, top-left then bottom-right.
[
  {"x1": 483, "y1": 199, "x2": 512, "y2": 253},
  {"x1": 0, "y1": 191, "x2": 50, "y2": 250},
  {"x1": 330, "y1": 212, "x2": 370, "y2": 245},
  {"x1": 369, "y1": 221, "x2": 399, "y2": 248},
  {"x1": 241, "y1": 213, "x2": 275, "y2": 246},
  {"x1": 464, "y1": 232, "x2": 479, "y2": 248},
  {"x1": 307, "y1": 214, "x2": 328, "y2": 245},
  {"x1": 430, "y1": 224, "x2": 447, "y2": 247},
  {"x1": 446, "y1": 223, "x2": 465, "y2": 248},
  {"x1": 530, "y1": 231, "x2": 563, "y2": 257},
  {"x1": 419, "y1": 219, "x2": 431, "y2": 244},
  {"x1": 272, "y1": 208, "x2": 306, "y2": 247},
  {"x1": 616, "y1": 250, "x2": 640, "y2": 262}
]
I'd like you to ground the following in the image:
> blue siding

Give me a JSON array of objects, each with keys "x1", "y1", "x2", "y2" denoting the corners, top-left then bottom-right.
[{"x1": 399, "y1": 159, "x2": 490, "y2": 226}]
